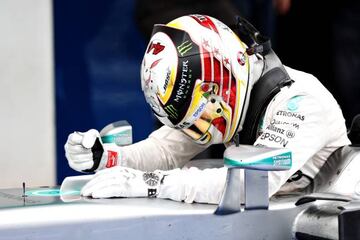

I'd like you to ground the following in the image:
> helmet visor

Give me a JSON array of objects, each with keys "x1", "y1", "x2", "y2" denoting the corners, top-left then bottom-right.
[{"x1": 180, "y1": 95, "x2": 231, "y2": 144}]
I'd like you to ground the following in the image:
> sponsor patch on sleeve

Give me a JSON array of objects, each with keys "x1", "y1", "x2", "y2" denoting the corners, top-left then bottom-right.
[{"x1": 106, "y1": 150, "x2": 118, "y2": 168}]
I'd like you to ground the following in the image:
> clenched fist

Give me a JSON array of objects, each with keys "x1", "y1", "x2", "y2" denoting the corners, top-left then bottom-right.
[{"x1": 64, "y1": 129, "x2": 117, "y2": 172}]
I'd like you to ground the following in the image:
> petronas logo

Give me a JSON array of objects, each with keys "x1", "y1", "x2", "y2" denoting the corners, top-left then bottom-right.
[
  {"x1": 164, "y1": 105, "x2": 178, "y2": 119},
  {"x1": 177, "y1": 41, "x2": 193, "y2": 56}
]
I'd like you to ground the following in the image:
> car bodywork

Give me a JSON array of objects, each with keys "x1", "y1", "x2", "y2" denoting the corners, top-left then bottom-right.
[{"x1": 0, "y1": 144, "x2": 359, "y2": 240}]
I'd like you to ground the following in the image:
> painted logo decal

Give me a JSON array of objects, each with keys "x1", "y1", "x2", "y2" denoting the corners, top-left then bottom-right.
[
  {"x1": 147, "y1": 42, "x2": 165, "y2": 55},
  {"x1": 143, "y1": 58, "x2": 162, "y2": 88},
  {"x1": 237, "y1": 51, "x2": 246, "y2": 66},
  {"x1": 177, "y1": 40, "x2": 193, "y2": 56},
  {"x1": 190, "y1": 14, "x2": 219, "y2": 34},
  {"x1": 174, "y1": 60, "x2": 190, "y2": 103},
  {"x1": 164, "y1": 105, "x2": 178, "y2": 119}
]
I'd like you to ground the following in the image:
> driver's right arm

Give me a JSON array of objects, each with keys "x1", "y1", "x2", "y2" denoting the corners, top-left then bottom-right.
[{"x1": 65, "y1": 125, "x2": 207, "y2": 173}]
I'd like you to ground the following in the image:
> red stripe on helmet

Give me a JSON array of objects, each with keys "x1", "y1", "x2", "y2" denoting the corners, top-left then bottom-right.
[
  {"x1": 222, "y1": 67, "x2": 238, "y2": 119},
  {"x1": 229, "y1": 77, "x2": 237, "y2": 113},
  {"x1": 213, "y1": 58, "x2": 222, "y2": 87},
  {"x1": 203, "y1": 51, "x2": 212, "y2": 82},
  {"x1": 222, "y1": 67, "x2": 230, "y2": 100},
  {"x1": 201, "y1": 44, "x2": 235, "y2": 112},
  {"x1": 202, "y1": 46, "x2": 222, "y2": 90},
  {"x1": 212, "y1": 117, "x2": 226, "y2": 135},
  {"x1": 190, "y1": 15, "x2": 219, "y2": 34}
]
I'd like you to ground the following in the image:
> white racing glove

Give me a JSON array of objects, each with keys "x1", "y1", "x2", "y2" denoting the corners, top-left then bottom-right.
[
  {"x1": 81, "y1": 166, "x2": 163, "y2": 198},
  {"x1": 64, "y1": 129, "x2": 119, "y2": 173},
  {"x1": 81, "y1": 166, "x2": 227, "y2": 204}
]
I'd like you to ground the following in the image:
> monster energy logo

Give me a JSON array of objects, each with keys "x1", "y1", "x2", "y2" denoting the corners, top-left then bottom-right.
[
  {"x1": 177, "y1": 41, "x2": 193, "y2": 56},
  {"x1": 164, "y1": 105, "x2": 178, "y2": 119}
]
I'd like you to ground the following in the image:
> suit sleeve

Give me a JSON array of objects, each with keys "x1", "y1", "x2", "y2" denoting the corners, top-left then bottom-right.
[{"x1": 118, "y1": 125, "x2": 208, "y2": 171}]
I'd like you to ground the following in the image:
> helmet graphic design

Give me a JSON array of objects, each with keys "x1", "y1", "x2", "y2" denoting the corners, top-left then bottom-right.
[{"x1": 141, "y1": 15, "x2": 250, "y2": 144}]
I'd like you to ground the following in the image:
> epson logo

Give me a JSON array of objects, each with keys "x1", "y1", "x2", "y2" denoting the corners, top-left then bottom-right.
[
  {"x1": 260, "y1": 133, "x2": 289, "y2": 147},
  {"x1": 193, "y1": 102, "x2": 206, "y2": 118}
]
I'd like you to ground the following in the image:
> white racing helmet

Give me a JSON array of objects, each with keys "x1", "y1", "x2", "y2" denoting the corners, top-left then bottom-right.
[{"x1": 141, "y1": 15, "x2": 251, "y2": 144}]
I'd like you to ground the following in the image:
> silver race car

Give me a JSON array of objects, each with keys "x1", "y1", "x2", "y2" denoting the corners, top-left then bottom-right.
[{"x1": 0, "y1": 117, "x2": 359, "y2": 240}]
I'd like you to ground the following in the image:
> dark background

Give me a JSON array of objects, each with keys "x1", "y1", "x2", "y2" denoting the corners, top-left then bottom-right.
[
  {"x1": 54, "y1": 0, "x2": 360, "y2": 184},
  {"x1": 54, "y1": 0, "x2": 155, "y2": 183}
]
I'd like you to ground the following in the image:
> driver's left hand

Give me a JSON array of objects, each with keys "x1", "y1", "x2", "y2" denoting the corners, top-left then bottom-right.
[{"x1": 81, "y1": 166, "x2": 156, "y2": 198}]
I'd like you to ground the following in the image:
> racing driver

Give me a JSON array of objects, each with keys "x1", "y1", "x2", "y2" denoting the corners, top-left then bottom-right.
[{"x1": 65, "y1": 15, "x2": 350, "y2": 204}]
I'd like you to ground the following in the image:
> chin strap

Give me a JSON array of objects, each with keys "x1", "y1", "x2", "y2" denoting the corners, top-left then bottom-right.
[{"x1": 230, "y1": 16, "x2": 294, "y2": 144}]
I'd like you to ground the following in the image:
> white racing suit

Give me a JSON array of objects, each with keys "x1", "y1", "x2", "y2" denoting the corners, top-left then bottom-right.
[{"x1": 113, "y1": 66, "x2": 350, "y2": 204}]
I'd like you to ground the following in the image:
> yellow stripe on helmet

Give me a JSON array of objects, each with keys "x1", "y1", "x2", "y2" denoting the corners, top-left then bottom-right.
[{"x1": 224, "y1": 51, "x2": 250, "y2": 143}]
